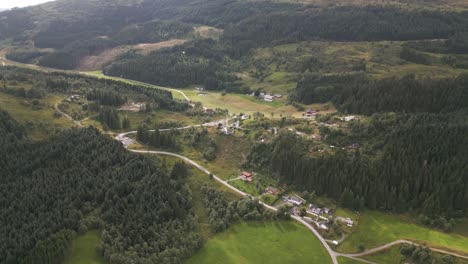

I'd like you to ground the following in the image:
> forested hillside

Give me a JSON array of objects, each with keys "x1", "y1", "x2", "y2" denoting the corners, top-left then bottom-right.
[
  {"x1": 246, "y1": 113, "x2": 468, "y2": 223},
  {"x1": 0, "y1": 110, "x2": 202, "y2": 263},
  {"x1": 293, "y1": 73, "x2": 468, "y2": 114}
]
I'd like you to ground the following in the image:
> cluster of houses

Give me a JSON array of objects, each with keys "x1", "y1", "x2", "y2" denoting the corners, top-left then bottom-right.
[
  {"x1": 307, "y1": 204, "x2": 333, "y2": 220},
  {"x1": 253, "y1": 92, "x2": 283, "y2": 102},
  {"x1": 119, "y1": 102, "x2": 146, "y2": 112}
]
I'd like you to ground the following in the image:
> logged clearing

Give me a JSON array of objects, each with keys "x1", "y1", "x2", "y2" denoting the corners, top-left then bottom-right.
[
  {"x1": 77, "y1": 47, "x2": 128, "y2": 71},
  {"x1": 194, "y1": 26, "x2": 223, "y2": 40},
  {"x1": 76, "y1": 39, "x2": 188, "y2": 71}
]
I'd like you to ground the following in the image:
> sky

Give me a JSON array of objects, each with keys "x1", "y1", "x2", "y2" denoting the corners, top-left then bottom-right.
[{"x1": 0, "y1": 0, "x2": 56, "y2": 9}]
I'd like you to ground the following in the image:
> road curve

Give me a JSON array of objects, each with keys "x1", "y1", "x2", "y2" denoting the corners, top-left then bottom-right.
[
  {"x1": 54, "y1": 101, "x2": 83, "y2": 127},
  {"x1": 337, "y1": 239, "x2": 468, "y2": 261},
  {"x1": 128, "y1": 149, "x2": 339, "y2": 264}
]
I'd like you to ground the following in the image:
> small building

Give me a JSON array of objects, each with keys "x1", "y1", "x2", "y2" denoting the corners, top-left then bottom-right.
[
  {"x1": 266, "y1": 186, "x2": 279, "y2": 196},
  {"x1": 283, "y1": 195, "x2": 304, "y2": 206},
  {"x1": 274, "y1": 94, "x2": 283, "y2": 99},
  {"x1": 264, "y1": 95, "x2": 275, "y2": 102},
  {"x1": 305, "y1": 109, "x2": 317, "y2": 118},
  {"x1": 70, "y1": 94, "x2": 81, "y2": 101},
  {"x1": 343, "y1": 116, "x2": 357, "y2": 122},
  {"x1": 241, "y1": 171, "x2": 253, "y2": 183},
  {"x1": 241, "y1": 114, "x2": 250, "y2": 120},
  {"x1": 345, "y1": 218, "x2": 354, "y2": 227},
  {"x1": 332, "y1": 240, "x2": 339, "y2": 246}
]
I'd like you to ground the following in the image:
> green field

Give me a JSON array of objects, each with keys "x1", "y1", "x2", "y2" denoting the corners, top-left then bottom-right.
[
  {"x1": 0, "y1": 92, "x2": 74, "y2": 140},
  {"x1": 337, "y1": 257, "x2": 367, "y2": 264},
  {"x1": 338, "y1": 211, "x2": 468, "y2": 255},
  {"x1": 64, "y1": 231, "x2": 105, "y2": 264},
  {"x1": 186, "y1": 221, "x2": 332, "y2": 264}
]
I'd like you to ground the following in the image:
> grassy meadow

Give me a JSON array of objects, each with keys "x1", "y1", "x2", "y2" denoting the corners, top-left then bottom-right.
[
  {"x1": 186, "y1": 221, "x2": 332, "y2": 264},
  {"x1": 64, "y1": 231, "x2": 105, "y2": 264},
  {"x1": 0, "y1": 92, "x2": 74, "y2": 140},
  {"x1": 338, "y1": 211, "x2": 468, "y2": 255}
]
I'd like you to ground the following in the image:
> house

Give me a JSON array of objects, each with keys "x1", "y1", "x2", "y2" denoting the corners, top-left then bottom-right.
[
  {"x1": 332, "y1": 240, "x2": 339, "y2": 246},
  {"x1": 323, "y1": 208, "x2": 331, "y2": 214},
  {"x1": 345, "y1": 218, "x2": 354, "y2": 227},
  {"x1": 274, "y1": 94, "x2": 283, "y2": 99},
  {"x1": 283, "y1": 195, "x2": 304, "y2": 206},
  {"x1": 241, "y1": 171, "x2": 253, "y2": 183},
  {"x1": 70, "y1": 94, "x2": 81, "y2": 101},
  {"x1": 222, "y1": 127, "x2": 234, "y2": 135},
  {"x1": 241, "y1": 114, "x2": 250, "y2": 120},
  {"x1": 266, "y1": 186, "x2": 279, "y2": 196},
  {"x1": 264, "y1": 95, "x2": 275, "y2": 102},
  {"x1": 305, "y1": 109, "x2": 317, "y2": 118},
  {"x1": 343, "y1": 116, "x2": 357, "y2": 122},
  {"x1": 307, "y1": 206, "x2": 322, "y2": 216}
]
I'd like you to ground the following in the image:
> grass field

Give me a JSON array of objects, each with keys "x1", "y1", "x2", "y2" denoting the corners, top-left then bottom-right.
[
  {"x1": 186, "y1": 221, "x2": 332, "y2": 264},
  {"x1": 336, "y1": 257, "x2": 366, "y2": 264},
  {"x1": 0, "y1": 92, "x2": 74, "y2": 140},
  {"x1": 338, "y1": 211, "x2": 468, "y2": 255},
  {"x1": 362, "y1": 244, "x2": 468, "y2": 264},
  {"x1": 64, "y1": 231, "x2": 105, "y2": 264}
]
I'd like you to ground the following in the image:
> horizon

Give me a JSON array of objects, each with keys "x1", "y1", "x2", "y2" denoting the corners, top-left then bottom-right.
[{"x1": 0, "y1": 0, "x2": 55, "y2": 9}]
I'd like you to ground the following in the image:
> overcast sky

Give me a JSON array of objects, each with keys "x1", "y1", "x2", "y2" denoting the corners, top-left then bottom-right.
[{"x1": 0, "y1": 0, "x2": 56, "y2": 9}]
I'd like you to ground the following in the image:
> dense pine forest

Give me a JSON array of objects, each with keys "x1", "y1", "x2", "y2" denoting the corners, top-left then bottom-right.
[
  {"x1": 0, "y1": 110, "x2": 202, "y2": 263},
  {"x1": 294, "y1": 73, "x2": 468, "y2": 114},
  {"x1": 246, "y1": 113, "x2": 468, "y2": 225}
]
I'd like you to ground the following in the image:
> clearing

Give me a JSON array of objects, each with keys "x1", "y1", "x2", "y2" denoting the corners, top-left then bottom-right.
[{"x1": 64, "y1": 230, "x2": 105, "y2": 264}]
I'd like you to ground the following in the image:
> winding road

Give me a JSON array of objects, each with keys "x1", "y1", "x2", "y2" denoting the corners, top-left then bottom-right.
[
  {"x1": 125, "y1": 146, "x2": 468, "y2": 264},
  {"x1": 6, "y1": 55, "x2": 467, "y2": 264}
]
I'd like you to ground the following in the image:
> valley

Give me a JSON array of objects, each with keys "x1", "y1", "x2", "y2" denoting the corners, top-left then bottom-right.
[{"x1": 1, "y1": 0, "x2": 468, "y2": 264}]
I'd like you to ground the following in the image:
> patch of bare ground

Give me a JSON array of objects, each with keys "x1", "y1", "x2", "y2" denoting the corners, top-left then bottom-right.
[
  {"x1": 193, "y1": 26, "x2": 223, "y2": 40},
  {"x1": 76, "y1": 39, "x2": 188, "y2": 71},
  {"x1": 77, "y1": 46, "x2": 128, "y2": 71}
]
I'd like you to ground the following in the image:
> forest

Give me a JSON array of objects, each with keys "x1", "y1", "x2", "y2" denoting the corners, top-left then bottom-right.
[
  {"x1": 293, "y1": 73, "x2": 468, "y2": 114},
  {"x1": 104, "y1": 39, "x2": 242, "y2": 91},
  {"x1": 0, "y1": 109, "x2": 202, "y2": 264},
  {"x1": 246, "y1": 113, "x2": 468, "y2": 224}
]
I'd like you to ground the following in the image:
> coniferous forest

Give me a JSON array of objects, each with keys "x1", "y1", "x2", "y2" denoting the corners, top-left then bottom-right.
[
  {"x1": 0, "y1": 110, "x2": 202, "y2": 263},
  {"x1": 247, "y1": 113, "x2": 468, "y2": 223}
]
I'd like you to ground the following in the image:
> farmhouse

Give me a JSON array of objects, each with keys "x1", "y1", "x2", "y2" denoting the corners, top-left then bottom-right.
[
  {"x1": 283, "y1": 195, "x2": 304, "y2": 206},
  {"x1": 264, "y1": 94, "x2": 275, "y2": 102},
  {"x1": 266, "y1": 186, "x2": 279, "y2": 196},
  {"x1": 241, "y1": 171, "x2": 253, "y2": 183},
  {"x1": 305, "y1": 109, "x2": 317, "y2": 118}
]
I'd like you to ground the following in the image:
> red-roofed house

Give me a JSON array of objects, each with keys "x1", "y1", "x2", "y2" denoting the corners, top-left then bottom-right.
[{"x1": 241, "y1": 171, "x2": 253, "y2": 183}]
